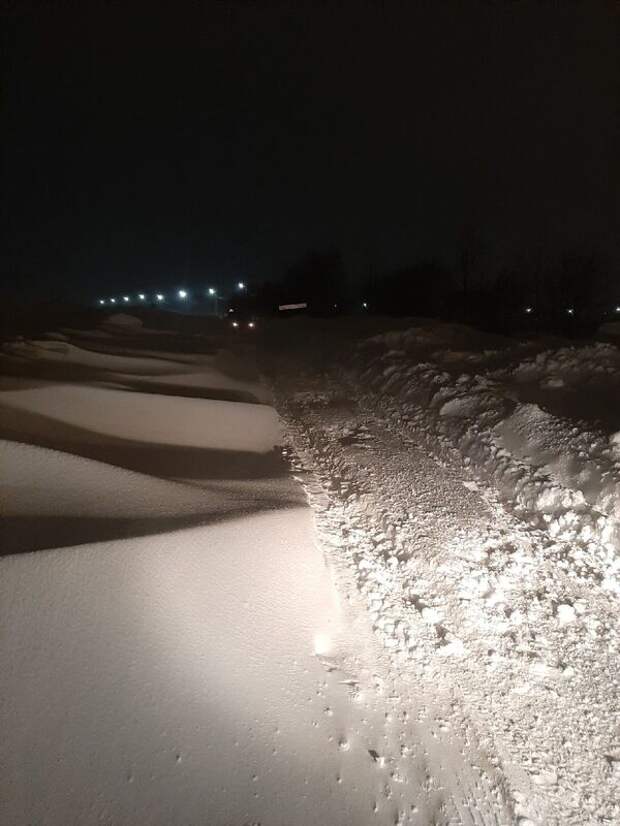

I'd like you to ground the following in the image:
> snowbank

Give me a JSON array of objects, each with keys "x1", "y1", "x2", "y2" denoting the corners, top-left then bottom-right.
[
  {"x1": 0, "y1": 385, "x2": 279, "y2": 452},
  {"x1": 271, "y1": 318, "x2": 620, "y2": 824},
  {"x1": 1, "y1": 511, "x2": 397, "y2": 826},
  {"x1": 3, "y1": 338, "x2": 187, "y2": 374},
  {"x1": 356, "y1": 325, "x2": 620, "y2": 591},
  {"x1": 2, "y1": 337, "x2": 271, "y2": 402}
]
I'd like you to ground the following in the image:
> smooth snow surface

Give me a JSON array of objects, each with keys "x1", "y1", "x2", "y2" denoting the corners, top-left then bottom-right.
[
  {"x1": 0, "y1": 385, "x2": 279, "y2": 451},
  {"x1": 1, "y1": 317, "x2": 515, "y2": 826}
]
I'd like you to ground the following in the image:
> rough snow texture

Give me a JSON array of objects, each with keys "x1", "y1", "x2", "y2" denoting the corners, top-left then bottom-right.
[
  {"x1": 271, "y1": 319, "x2": 619, "y2": 825},
  {"x1": 357, "y1": 328, "x2": 620, "y2": 595}
]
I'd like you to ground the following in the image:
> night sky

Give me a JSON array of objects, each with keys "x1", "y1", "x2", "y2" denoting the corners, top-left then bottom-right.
[{"x1": 2, "y1": 1, "x2": 618, "y2": 302}]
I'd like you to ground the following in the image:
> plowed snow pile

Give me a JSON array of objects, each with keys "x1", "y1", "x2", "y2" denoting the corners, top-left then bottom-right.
[
  {"x1": 358, "y1": 325, "x2": 620, "y2": 589},
  {"x1": 270, "y1": 318, "x2": 620, "y2": 825}
]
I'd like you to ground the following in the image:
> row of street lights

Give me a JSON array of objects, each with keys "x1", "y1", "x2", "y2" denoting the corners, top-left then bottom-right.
[
  {"x1": 525, "y1": 305, "x2": 620, "y2": 315},
  {"x1": 98, "y1": 282, "x2": 245, "y2": 307}
]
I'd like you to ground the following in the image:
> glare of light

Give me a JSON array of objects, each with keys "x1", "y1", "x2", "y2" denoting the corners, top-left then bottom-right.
[
  {"x1": 110, "y1": 298, "x2": 116, "y2": 304},
  {"x1": 567, "y1": 308, "x2": 574, "y2": 315},
  {"x1": 123, "y1": 296, "x2": 130, "y2": 302},
  {"x1": 362, "y1": 301, "x2": 368, "y2": 308},
  {"x1": 99, "y1": 299, "x2": 105, "y2": 305},
  {"x1": 237, "y1": 281, "x2": 245, "y2": 290},
  {"x1": 156, "y1": 293, "x2": 164, "y2": 301},
  {"x1": 525, "y1": 306, "x2": 533, "y2": 313},
  {"x1": 208, "y1": 287, "x2": 216, "y2": 296},
  {"x1": 178, "y1": 289, "x2": 188, "y2": 299},
  {"x1": 138, "y1": 293, "x2": 145, "y2": 300},
  {"x1": 313, "y1": 634, "x2": 331, "y2": 656},
  {"x1": 248, "y1": 321, "x2": 255, "y2": 328},
  {"x1": 616, "y1": 306, "x2": 620, "y2": 313},
  {"x1": 232, "y1": 321, "x2": 239, "y2": 328}
]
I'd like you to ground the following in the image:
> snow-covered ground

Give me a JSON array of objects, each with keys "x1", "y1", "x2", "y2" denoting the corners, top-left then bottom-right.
[
  {"x1": 266, "y1": 317, "x2": 620, "y2": 825},
  {"x1": 1, "y1": 314, "x2": 517, "y2": 826}
]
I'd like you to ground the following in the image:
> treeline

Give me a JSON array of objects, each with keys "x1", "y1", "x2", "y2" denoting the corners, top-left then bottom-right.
[{"x1": 246, "y1": 247, "x2": 616, "y2": 335}]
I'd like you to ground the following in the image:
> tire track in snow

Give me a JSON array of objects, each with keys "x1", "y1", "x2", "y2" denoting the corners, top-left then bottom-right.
[
  {"x1": 274, "y1": 368, "x2": 618, "y2": 825},
  {"x1": 275, "y1": 387, "x2": 518, "y2": 825}
]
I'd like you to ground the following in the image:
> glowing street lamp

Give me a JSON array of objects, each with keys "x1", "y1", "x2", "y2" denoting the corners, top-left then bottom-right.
[
  {"x1": 138, "y1": 294, "x2": 146, "y2": 300},
  {"x1": 156, "y1": 293, "x2": 164, "y2": 302},
  {"x1": 525, "y1": 306, "x2": 533, "y2": 314},
  {"x1": 99, "y1": 299, "x2": 105, "y2": 305},
  {"x1": 178, "y1": 289, "x2": 188, "y2": 299},
  {"x1": 362, "y1": 301, "x2": 368, "y2": 308},
  {"x1": 208, "y1": 287, "x2": 216, "y2": 296},
  {"x1": 232, "y1": 321, "x2": 239, "y2": 328},
  {"x1": 237, "y1": 281, "x2": 245, "y2": 290},
  {"x1": 123, "y1": 296, "x2": 130, "y2": 302},
  {"x1": 567, "y1": 308, "x2": 574, "y2": 315},
  {"x1": 110, "y1": 298, "x2": 116, "y2": 304}
]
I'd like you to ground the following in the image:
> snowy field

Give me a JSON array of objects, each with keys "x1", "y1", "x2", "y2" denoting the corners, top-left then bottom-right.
[
  {"x1": 1, "y1": 312, "x2": 618, "y2": 825},
  {"x1": 1, "y1": 313, "x2": 514, "y2": 826}
]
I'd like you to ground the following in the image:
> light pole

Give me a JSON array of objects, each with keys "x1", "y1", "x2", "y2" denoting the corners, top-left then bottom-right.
[{"x1": 208, "y1": 287, "x2": 219, "y2": 316}]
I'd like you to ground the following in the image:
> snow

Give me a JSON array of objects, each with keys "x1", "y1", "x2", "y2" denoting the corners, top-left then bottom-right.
[
  {"x1": 3, "y1": 338, "x2": 188, "y2": 373},
  {"x1": 355, "y1": 325, "x2": 620, "y2": 569},
  {"x1": 0, "y1": 384, "x2": 279, "y2": 451},
  {"x1": 2, "y1": 313, "x2": 618, "y2": 825},
  {"x1": 270, "y1": 317, "x2": 620, "y2": 825},
  {"x1": 0, "y1": 317, "x2": 515, "y2": 826},
  {"x1": 1, "y1": 337, "x2": 271, "y2": 402},
  {"x1": 3, "y1": 511, "x2": 392, "y2": 826}
]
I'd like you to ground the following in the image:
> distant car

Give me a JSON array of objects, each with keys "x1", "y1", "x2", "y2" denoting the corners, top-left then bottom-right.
[{"x1": 228, "y1": 310, "x2": 257, "y2": 331}]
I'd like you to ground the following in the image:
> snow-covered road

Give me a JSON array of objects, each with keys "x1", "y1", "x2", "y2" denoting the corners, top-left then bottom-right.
[
  {"x1": 1, "y1": 314, "x2": 515, "y2": 826},
  {"x1": 266, "y1": 317, "x2": 620, "y2": 825}
]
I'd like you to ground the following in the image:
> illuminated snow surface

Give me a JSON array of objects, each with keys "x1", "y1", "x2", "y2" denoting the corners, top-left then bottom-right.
[
  {"x1": 270, "y1": 318, "x2": 620, "y2": 826},
  {"x1": 0, "y1": 320, "x2": 512, "y2": 826},
  {"x1": 1, "y1": 315, "x2": 619, "y2": 825}
]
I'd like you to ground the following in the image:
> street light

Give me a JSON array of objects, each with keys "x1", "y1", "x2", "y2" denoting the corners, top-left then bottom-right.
[
  {"x1": 99, "y1": 299, "x2": 105, "y2": 305},
  {"x1": 237, "y1": 281, "x2": 245, "y2": 290},
  {"x1": 362, "y1": 301, "x2": 368, "y2": 309},
  {"x1": 138, "y1": 294, "x2": 145, "y2": 300},
  {"x1": 123, "y1": 296, "x2": 129, "y2": 302},
  {"x1": 567, "y1": 308, "x2": 574, "y2": 315},
  {"x1": 208, "y1": 287, "x2": 216, "y2": 296},
  {"x1": 110, "y1": 298, "x2": 116, "y2": 304},
  {"x1": 525, "y1": 306, "x2": 533, "y2": 314},
  {"x1": 156, "y1": 294, "x2": 164, "y2": 302},
  {"x1": 178, "y1": 289, "x2": 188, "y2": 299}
]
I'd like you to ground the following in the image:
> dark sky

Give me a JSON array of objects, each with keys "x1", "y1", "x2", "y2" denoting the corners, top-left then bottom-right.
[{"x1": 2, "y1": 1, "x2": 618, "y2": 301}]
